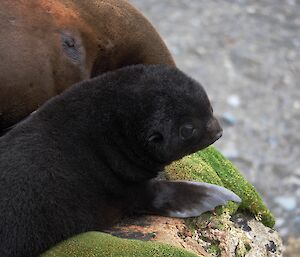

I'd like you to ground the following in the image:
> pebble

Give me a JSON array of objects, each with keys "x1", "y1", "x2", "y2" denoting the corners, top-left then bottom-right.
[
  {"x1": 274, "y1": 196, "x2": 297, "y2": 212},
  {"x1": 295, "y1": 168, "x2": 300, "y2": 177},
  {"x1": 267, "y1": 137, "x2": 278, "y2": 148},
  {"x1": 227, "y1": 95, "x2": 241, "y2": 108},
  {"x1": 170, "y1": 46, "x2": 180, "y2": 55},
  {"x1": 294, "y1": 216, "x2": 300, "y2": 224},
  {"x1": 246, "y1": 6, "x2": 256, "y2": 14},
  {"x1": 221, "y1": 112, "x2": 237, "y2": 126},
  {"x1": 287, "y1": 0, "x2": 296, "y2": 5},
  {"x1": 293, "y1": 101, "x2": 300, "y2": 110},
  {"x1": 275, "y1": 218, "x2": 285, "y2": 228},
  {"x1": 195, "y1": 46, "x2": 207, "y2": 56},
  {"x1": 278, "y1": 227, "x2": 289, "y2": 238},
  {"x1": 222, "y1": 142, "x2": 239, "y2": 159}
]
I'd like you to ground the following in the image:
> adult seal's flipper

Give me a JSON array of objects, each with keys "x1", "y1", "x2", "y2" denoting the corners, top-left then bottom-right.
[{"x1": 135, "y1": 180, "x2": 241, "y2": 218}]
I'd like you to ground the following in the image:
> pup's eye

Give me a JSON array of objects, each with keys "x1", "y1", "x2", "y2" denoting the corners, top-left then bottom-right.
[
  {"x1": 179, "y1": 124, "x2": 196, "y2": 140},
  {"x1": 148, "y1": 132, "x2": 164, "y2": 143}
]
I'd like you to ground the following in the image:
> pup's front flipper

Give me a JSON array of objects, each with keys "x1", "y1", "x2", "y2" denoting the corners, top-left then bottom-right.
[{"x1": 137, "y1": 180, "x2": 241, "y2": 218}]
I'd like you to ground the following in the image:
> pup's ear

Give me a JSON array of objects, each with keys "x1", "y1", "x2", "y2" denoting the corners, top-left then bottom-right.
[{"x1": 133, "y1": 180, "x2": 241, "y2": 217}]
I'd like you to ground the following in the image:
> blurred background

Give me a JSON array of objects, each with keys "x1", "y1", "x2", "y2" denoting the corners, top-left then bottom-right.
[{"x1": 129, "y1": 0, "x2": 300, "y2": 255}]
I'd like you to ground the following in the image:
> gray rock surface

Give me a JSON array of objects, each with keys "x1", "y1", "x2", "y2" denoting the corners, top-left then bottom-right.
[
  {"x1": 107, "y1": 213, "x2": 283, "y2": 257},
  {"x1": 129, "y1": 0, "x2": 300, "y2": 251}
]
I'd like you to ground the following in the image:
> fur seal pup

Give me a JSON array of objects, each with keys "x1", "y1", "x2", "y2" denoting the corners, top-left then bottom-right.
[
  {"x1": 0, "y1": 65, "x2": 241, "y2": 257},
  {"x1": 0, "y1": 0, "x2": 174, "y2": 131}
]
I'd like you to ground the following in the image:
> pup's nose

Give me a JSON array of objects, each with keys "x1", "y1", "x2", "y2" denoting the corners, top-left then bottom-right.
[{"x1": 207, "y1": 117, "x2": 223, "y2": 140}]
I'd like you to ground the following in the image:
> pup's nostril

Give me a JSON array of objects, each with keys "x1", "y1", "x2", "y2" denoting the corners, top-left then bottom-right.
[
  {"x1": 148, "y1": 132, "x2": 164, "y2": 143},
  {"x1": 207, "y1": 117, "x2": 220, "y2": 130}
]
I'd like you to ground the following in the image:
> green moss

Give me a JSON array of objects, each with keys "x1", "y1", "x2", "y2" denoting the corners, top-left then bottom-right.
[
  {"x1": 166, "y1": 153, "x2": 224, "y2": 185},
  {"x1": 40, "y1": 232, "x2": 198, "y2": 257},
  {"x1": 166, "y1": 146, "x2": 275, "y2": 228}
]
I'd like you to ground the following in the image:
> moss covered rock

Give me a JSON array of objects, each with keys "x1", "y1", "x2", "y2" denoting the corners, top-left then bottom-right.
[
  {"x1": 40, "y1": 231, "x2": 198, "y2": 257},
  {"x1": 166, "y1": 146, "x2": 275, "y2": 228}
]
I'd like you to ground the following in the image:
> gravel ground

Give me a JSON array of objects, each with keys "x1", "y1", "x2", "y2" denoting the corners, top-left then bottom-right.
[{"x1": 129, "y1": 0, "x2": 300, "y2": 247}]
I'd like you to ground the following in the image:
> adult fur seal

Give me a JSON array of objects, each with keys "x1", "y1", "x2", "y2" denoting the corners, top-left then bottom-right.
[
  {"x1": 0, "y1": 65, "x2": 241, "y2": 257},
  {"x1": 0, "y1": 0, "x2": 174, "y2": 131}
]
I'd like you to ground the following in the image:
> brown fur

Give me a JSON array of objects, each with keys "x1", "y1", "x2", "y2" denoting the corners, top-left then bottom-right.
[{"x1": 0, "y1": 0, "x2": 175, "y2": 129}]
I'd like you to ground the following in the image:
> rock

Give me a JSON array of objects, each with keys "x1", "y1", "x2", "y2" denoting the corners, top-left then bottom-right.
[
  {"x1": 285, "y1": 237, "x2": 300, "y2": 257},
  {"x1": 221, "y1": 142, "x2": 240, "y2": 159},
  {"x1": 293, "y1": 216, "x2": 300, "y2": 224},
  {"x1": 227, "y1": 94, "x2": 241, "y2": 108},
  {"x1": 274, "y1": 196, "x2": 297, "y2": 212},
  {"x1": 220, "y1": 112, "x2": 237, "y2": 126},
  {"x1": 268, "y1": 137, "x2": 278, "y2": 148},
  {"x1": 166, "y1": 146, "x2": 276, "y2": 228},
  {"x1": 103, "y1": 212, "x2": 283, "y2": 257},
  {"x1": 246, "y1": 6, "x2": 256, "y2": 14},
  {"x1": 293, "y1": 101, "x2": 300, "y2": 110},
  {"x1": 275, "y1": 218, "x2": 285, "y2": 228},
  {"x1": 106, "y1": 216, "x2": 208, "y2": 256},
  {"x1": 195, "y1": 46, "x2": 207, "y2": 56},
  {"x1": 295, "y1": 168, "x2": 300, "y2": 177}
]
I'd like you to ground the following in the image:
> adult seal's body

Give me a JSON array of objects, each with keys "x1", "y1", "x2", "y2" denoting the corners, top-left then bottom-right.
[
  {"x1": 0, "y1": 65, "x2": 241, "y2": 257},
  {"x1": 0, "y1": 0, "x2": 174, "y2": 131}
]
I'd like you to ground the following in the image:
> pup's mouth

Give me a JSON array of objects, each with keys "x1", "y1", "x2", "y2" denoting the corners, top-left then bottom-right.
[
  {"x1": 201, "y1": 130, "x2": 222, "y2": 148},
  {"x1": 188, "y1": 130, "x2": 223, "y2": 154},
  {"x1": 212, "y1": 130, "x2": 223, "y2": 142}
]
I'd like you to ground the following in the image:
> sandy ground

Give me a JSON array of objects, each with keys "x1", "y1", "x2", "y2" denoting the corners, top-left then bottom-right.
[{"x1": 129, "y1": 0, "x2": 300, "y2": 249}]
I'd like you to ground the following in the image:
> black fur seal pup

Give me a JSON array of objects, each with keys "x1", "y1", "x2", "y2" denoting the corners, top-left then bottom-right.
[{"x1": 0, "y1": 64, "x2": 241, "y2": 257}]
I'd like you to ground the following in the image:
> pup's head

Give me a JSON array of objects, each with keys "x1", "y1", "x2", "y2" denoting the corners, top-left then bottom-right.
[{"x1": 112, "y1": 65, "x2": 222, "y2": 166}]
